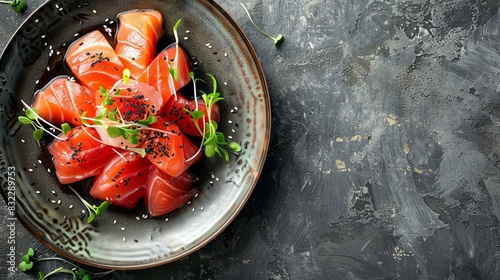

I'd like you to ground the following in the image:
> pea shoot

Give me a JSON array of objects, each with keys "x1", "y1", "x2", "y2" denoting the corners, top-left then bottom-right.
[
  {"x1": 186, "y1": 74, "x2": 242, "y2": 161},
  {"x1": 18, "y1": 100, "x2": 70, "y2": 142},
  {"x1": 240, "y1": 3, "x2": 284, "y2": 47},
  {"x1": 168, "y1": 19, "x2": 182, "y2": 82},
  {"x1": 19, "y1": 247, "x2": 113, "y2": 280},
  {"x1": 0, "y1": 0, "x2": 27, "y2": 12},
  {"x1": 68, "y1": 185, "x2": 109, "y2": 223}
]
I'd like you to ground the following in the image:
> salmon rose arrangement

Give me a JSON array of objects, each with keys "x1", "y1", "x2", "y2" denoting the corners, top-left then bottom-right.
[{"x1": 18, "y1": 9, "x2": 241, "y2": 220}]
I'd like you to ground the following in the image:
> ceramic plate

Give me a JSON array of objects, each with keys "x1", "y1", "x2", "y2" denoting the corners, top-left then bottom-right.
[{"x1": 0, "y1": 0, "x2": 270, "y2": 269}]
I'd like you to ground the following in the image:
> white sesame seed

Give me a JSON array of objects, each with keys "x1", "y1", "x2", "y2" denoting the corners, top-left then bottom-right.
[
  {"x1": 114, "y1": 220, "x2": 117, "y2": 224},
  {"x1": 192, "y1": 208, "x2": 195, "y2": 211},
  {"x1": 74, "y1": 33, "x2": 79, "y2": 37},
  {"x1": 142, "y1": 214, "x2": 148, "y2": 219},
  {"x1": 121, "y1": 227, "x2": 125, "y2": 231},
  {"x1": 105, "y1": 18, "x2": 109, "y2": 22},
  {"x1": 165, "y1": 218, "x2": 169, "y2": 222},
  {"x1": 200, "y1": 207, "x2": 204, "y2": 211},
  {"x1": 224, "y1": 52, "x2": 228, "y2": 57},
  {"x1": 123, "y1": 237, "x2": 126, "y2": 242},
  {"x1": 109, "y1": 21, "x2": 114, "y2": 24},
  {"x1": 52, "y1": 190, "x2": 57, "y2": 195},
  {"x1": 92, "y1": 10, "x2": 97, "y2": 14},
  {"x1": 47, "y1": 168, "x2": 51, "y2": 173},
  {"x1": 194, "y1": 193, "x2": 199, "y2": 198},
  {"x1": 215, "y1": 178, "x2": 220, "y2": 181},
  {"x1": 55, "y1": 4, "x2": 59, "y2": 8},
  {"x1": 228, "y1": 120, "x2": 233, "y2": 124},
  {"x1": 47, "y1": 67, "x2": 50, "y2": 71},
  {"x1": 38, "y1": 160, "x2": 42, "y2": 164},
  {"x1": 135, "y1": 216, "x2": 140, "y2": 221},
  {"x1": 206, "y1": 43, "x2": 210, "y2": 46},
  {"x1": 186, "y1": 30, "x2": 191, "y2": 34},
  {"x1": 49, "y1": 45, "x2": 52, "y2": 50},
  {"x1": 69, "y1": 205, "x2": 73, "y2": 209},
  {"x1": 232, "y1": 129, "x2": 236, "y2": 133},
  {"x1": 223, "y1": 82, "x2": 228, "y2": 86},
  {"x1": 57, "y1": 200, "x2": 61, "y2": 205},
  {"x1": 28, "y1": 169, "x2": 33, "y2": 172},
  {"x1": 208, "y1": 45, "x2": 213, "y2": 49},
  {"x1": 51, "y1": 200, "x2": 56, "y2": 204},
  {"x1": 228, "y1": 136, "x2": 233, "y2": 139},
  {"x1": 36, "y1": 191, "x2": 41, "y2": 194},
  {"x1": 35, "y1": 80, "x2": 39, "y2": 84},
  {"x1": 187, "y1": 201, "x2": 192, "y2": 205},
  {"x1": 21, "y1": 139, "x2": 26, "y2": 143}
]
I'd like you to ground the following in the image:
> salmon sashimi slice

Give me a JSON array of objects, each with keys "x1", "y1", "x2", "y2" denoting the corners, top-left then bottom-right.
[
  {"x1": 90, "y1": 151, "x2": 152, "y2": 209},
  {"x1": 47, "y1": 126, "x2": 116, "y2": 184},
  {"x1": 115, "y1": 9, "x2": 163, "y2": 79},
  {"x1": 32, "y1": 76, "x2": 96, "y2": 126},
  {"x1": 137, "y1": 44, "x2": 192, "y2": 104},
  {"x1": 144, "y1": 118, "x2": 201, "y2": 177},
  {"x1": 65, "y1": 30, "x2": 125, "y2": 93},
  {"x1": 93, "y1": 79, "x2": 163, "y2": 150},
  {"x1": 144, "y1": 167, "x2": 197, "y2": 217}
]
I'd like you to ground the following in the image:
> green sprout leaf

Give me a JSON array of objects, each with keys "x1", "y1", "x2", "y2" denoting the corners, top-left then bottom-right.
[
  {"x1": 18, "y1": 116, "x2": 32, "y2": 124},
  {"x1": 187, "y1": 109, "x2": 205, "y2": 121},
  {"x1": 107, "y1": 127, "x2": 122, "y2": 138},
  {"x1": 19, "y1": 247, "x2": 114, "y2": 280},
  {"x1": 229, "y1": 142, "x2": 242, "y2": 152},
  {"x1": 33, "y1": 128, "x2": 44, "y2": 141},
  {"x1": 25, "y1": 107, "x2": 39, "y2": 120},
  {"x1": 240, "y1": 3, "x2": 284, "y2": 47},
  {"x1": 61, "y1": 123, "x2": 71, "y2": 135},
  {"x1": 0, "y1": 0, "x2": 28, "y2": 13},
  {"x1": 18, "y1": 260, "x2": 33, "y2": 272},
  {"x1": 123, "y1": 68, "x2": 131, "y2": 85},
  {"x1": 169, "y1": 68, "x2": 179, "y2": 82}
]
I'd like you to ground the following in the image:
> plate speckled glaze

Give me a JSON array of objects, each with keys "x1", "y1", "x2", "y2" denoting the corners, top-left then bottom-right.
[{"x1": 0, "y1": 0, "x2": 270, "y2": 269}]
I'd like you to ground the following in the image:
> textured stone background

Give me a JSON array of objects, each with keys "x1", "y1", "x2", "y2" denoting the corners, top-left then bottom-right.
[{"x1": 2, "y1": 0, "x2": 500, "y2": 279}]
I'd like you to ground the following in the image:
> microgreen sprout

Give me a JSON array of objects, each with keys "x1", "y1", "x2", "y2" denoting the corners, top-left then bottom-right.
[
  {"x1": 168, "y1": 19, "x2": 182, "y2": 82},
  {"x1": 122, "y1": 68, "x2": 131, "y2": 85},
  {"x1": 18, "y1": 100, "x2": 70, "y2": 142},
  {"x1": 19, "y1": 247, "x2": 113, "y2": 280},
  {"x1": 79, "y1": 86, "x2": 159, "y2": 156},
  {"x1": 240, "y1": 3, "x2": 284, "y2": 47},
  {"x1": 186, "y1": 73, "x2": 242, "y2": 161},
  {"x1": 0, "y1": 0, "x2": 27, "y2": 13},
  {"x1": 68, "y1": 185, "x2": 109, "y2": 223}
]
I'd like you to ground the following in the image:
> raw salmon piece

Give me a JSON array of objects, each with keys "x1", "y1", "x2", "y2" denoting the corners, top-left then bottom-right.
[
  {"x1": 93, "y1": 79, "x2": 162, "y2": 150},
  {"x1": 90, "y1": 151, "x2": 152, "y2": 209},
  {"x1": 48, "y1": 126, "x2": 116, "y2": 184},
  {"x1": 32, "y1": 76, "x2": 96, "y2": 126},
  {"x1": 144, "y1": 166, "x2": 196, "y2": 217},
  {"x1": 115, "y1": 10, "x2": 163, "y2": 78},
  {"x1": 137, "y1": 44, "x2": 192, "y2": 103},
  {"x1": 65, "y1": 30, "x2": 125, "y2": 93},
  {"x1": 144, "y1": 118, "x2": 201, "y2": 177},
  {"x1": 158, "y1": 94, "x2": 219, "y2": 137}
]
